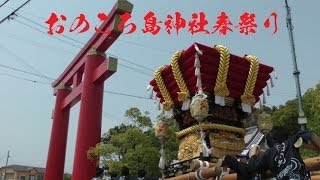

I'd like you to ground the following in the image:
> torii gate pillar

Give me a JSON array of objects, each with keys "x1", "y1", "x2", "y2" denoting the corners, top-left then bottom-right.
[{"x1": 44, "y1": 1, "x2": 133, "y2": 180}]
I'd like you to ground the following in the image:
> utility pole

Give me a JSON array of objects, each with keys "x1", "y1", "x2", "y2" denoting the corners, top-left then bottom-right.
[
  {"x1": 285, "y1": 0, "x2": 307, "y2": 131},
  {"x1": 3, "y1": 151, "x2": 10, "y2": 180}
]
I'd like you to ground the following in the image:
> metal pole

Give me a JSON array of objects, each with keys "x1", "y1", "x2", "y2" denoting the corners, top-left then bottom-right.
[
  {"x1": 4, "y1": 151, "x2": 9, "y2": 180},
  {"x1": 285, "y1": 0, "x2": 307, "y2": 131}
]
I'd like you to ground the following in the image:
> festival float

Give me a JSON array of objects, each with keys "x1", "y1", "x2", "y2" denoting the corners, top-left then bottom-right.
[{"x1": 148, "y1": 42, "x2": 320, "y2": 179}]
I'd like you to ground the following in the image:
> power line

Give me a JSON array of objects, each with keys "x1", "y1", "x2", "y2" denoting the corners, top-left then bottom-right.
[
  {"x1": 1, "y1": 68, "x2": 296, "y2": 100},
  {"x1": 18, "y1": 15, "x2": 86, "y2": 47},
  {"x1": 2, "y1": 28, "x2": 152, "y2": 77},
  {"x1": 106, "y1": 111, "x2": 131, "y2": 125},
  {"x1": 115, "y1": 38, "x2": 175, "y2": 54},
  {"x1": 16, "y1": 15, "x2": 155, "y2": 73},
  {"x1": 0, "y1": 64, "x2": 54, "y2": 80},
  {"x1": 1, "y1": 30, "x2": 150, "y2": 77},
  {"x1": 0, "y1": 154, "x2": 7, "y2": 164},
  {"x1": 0, "y1": 62, "x2": 297, "y2": 100},
  {"x1": 0, "y1": 72, "x2": 49, "y2": 84},
  {"x1": 0, "y1": 0, "x2": 31, "y2": 24},
  {"x1": 1, "y1": 30, "x2": 152, "y2": 79},
  {"x1": 0, "y1": 0, "x2": 10, "y2": 8},
  {"x1": 0, "y1": 69, "x2": 152, "y2": 100},
  {"x1": 119, "y1": 63, "x2": 153, "y2": 76},
  {"x1": 108, "y1": 53, "x2": 154, "y2": 72},
  {"x1": 3, "y1": 5, "x2": 43, "y2": 20},
  {"x1": 15, "y1": 19, "x2": 83, "y2": 49},
  {"x1": 9, "y1": 2, "x2": 172, "y2": 47},
  {"x1": 17, "y1": 14, "x2": 174, "y2": 56},
  {"x1": 103, "y1": 90, "x2": 151, "y2": 100},
  {"x1": 102, "y1": 111, "x2": 125, "y2": 126},
  {"x1": 4, "y1": 4, "x2": 175, "y2": 76},
  {"x1": 14, "y1": 18, "x2": 153, "y2": 77},
  {"x1": 79, "y1": 97, "x2": 120, "y2": 126},
  {"x1": 15, "y1": 17, "x2": 154, "y2": 79},
  {"x1": 0, "y1": 62, "x2": 301, "y2": 116},
  {"x1": 0, "y1": 43, "x2": 53, "y2": 80},
  {"x1": 0, "y1": 31, "x2": 75, "y2": 55}
]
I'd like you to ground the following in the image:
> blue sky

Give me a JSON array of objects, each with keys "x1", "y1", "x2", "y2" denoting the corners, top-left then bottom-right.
[{"x1": 0, "y1": 0, "x2": 319, "y2": 173}]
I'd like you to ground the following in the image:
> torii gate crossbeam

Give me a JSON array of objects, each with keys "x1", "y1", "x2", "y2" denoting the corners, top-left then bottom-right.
[{"x1": 45, "y1": 1, "x2": 133, "y2": 180}]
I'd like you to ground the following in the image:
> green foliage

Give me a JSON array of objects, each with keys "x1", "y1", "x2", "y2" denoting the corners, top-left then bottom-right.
[
  {"x1": 124, "y1": 144, "x2": 160, "y2": 176},
  {"x1": 300, "y1": 149, "x2": 320, "y2": 158},
  {"x1": 63, "y1": 173, "x2": 72, "y2": 180},
  {"x1": 101, "y1": 124, "x2": 134, "y2": 144},
  {"x1": 269, "y1": 82, "x2": 320, "y2": 157},
  {"x1": 125, "y1": 107, "x2": 153, "y2": 129},
  {"x1": 271, "y1": 82, "x2": 320, "y2": 134},
  {"x1": 157, "y1": 113, "x2": 179, "y2": 162},
  {"x1": 88, "y1": 107, "x2": 179, "y2": 177},
  {"x1": 261, "y1": 105, "x2": 278, "y2": 115},
  {"x1": 303, "y1": 84, "x2": 320, "y2": 134},
  {"x1": 105, "y1": 160, "x2": 124, "y2": 175},
  {"x1": 271, "y1": 99, "x2": 299, "y2": 133}
]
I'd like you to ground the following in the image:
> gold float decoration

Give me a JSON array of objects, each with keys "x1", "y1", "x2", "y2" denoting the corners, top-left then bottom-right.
[
  {"x1": 213, "y1": 45, "x2": 230, "y2": 97},
  {"x1": 257, "y1": 112, "x2": 273, "y2": 135},
  {"x1": 170, "y1": 51, "x2": 190, "y2": 102},
  {"x1": 154, "y1": 66, "x2": 173, "y2": 111},
  {"x1": 175, "y1": 123, "x2": 246, "y2": 139},
  {"x1": 190, "y1": 93, "x2": 209, "y2": 122},
  {"x1": 241, "y1": 55, "x2": 260, "y2": 105},
  {"x1": 177, "y1": 131, "x2": 245, "y2": 161}
]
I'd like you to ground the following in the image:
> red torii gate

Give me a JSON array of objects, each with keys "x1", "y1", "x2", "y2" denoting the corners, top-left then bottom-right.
[{"x1": 45, "y1": 1, "x2": 133, "y2": 179}]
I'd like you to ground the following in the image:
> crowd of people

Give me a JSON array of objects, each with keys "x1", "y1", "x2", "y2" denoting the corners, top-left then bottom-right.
[{"x1": 91, "y1": 166, "x2": 158, "y2": 180}]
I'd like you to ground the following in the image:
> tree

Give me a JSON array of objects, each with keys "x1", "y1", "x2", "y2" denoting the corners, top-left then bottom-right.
[
  {"x1": 261, "y1": 105, "x2": 278, "y2": 115},
  {"x1": 242, "y1": 105, "x2": 278, "y2": 128},
  {"x1": 88, "y1": 107, "x2": 179, "y2": 177},
  {"x1": 156, "y1": 113, "x2": 179, "y2": 162},
  {"x1": 303, "y1": 84, "x2": 320, "y2": 134},
  {"x1": 63, "y1": 173, "x2": 72, "y2": 180},
  {"x1": 271, "y1": 99, "x2": 300, "y2": 132},
  {"x1": 124, "y1": 108, "x2": 153, "y2": 129},
  {"x1": 269, "y1": 82, "x2": 320, "y2": 157},
  {"x1": 271, "y1": 82, "x2": 320, "y2": 134}
]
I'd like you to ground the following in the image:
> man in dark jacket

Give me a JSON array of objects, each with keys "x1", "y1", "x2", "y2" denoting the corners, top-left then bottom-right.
[
  {"x1": 91, "y1": 167, "x2": 104, "y2": 180},
  {"x1": 224, "y1": 154, "x2": 263, "y2": 180},
  {"x1": 109, "y1": 172, "x2": 118, "y2": 180},
  {"x1": 225, "y1": 128, "x2": 311, "y2": 180},
  {"x1": 119, "y1": 166, "x2": 132, "y2": 180}
]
